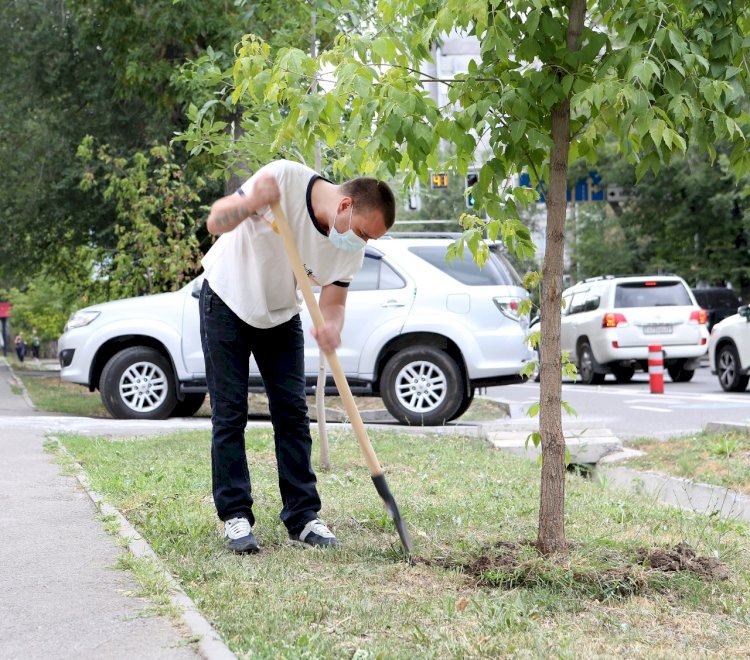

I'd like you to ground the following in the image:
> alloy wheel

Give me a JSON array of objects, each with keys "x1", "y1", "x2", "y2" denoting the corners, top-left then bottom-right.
[{"x1": 118, "y1": 361, "x2": 170, "y2": 413}]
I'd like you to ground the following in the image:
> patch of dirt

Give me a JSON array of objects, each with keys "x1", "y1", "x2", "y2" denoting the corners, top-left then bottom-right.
[
  {"x1": 636, "y1": 541, "x2": 730, "y2": 580},
  {"x1": 418, "y1": 540, "x2": 729, "y2": 596}
]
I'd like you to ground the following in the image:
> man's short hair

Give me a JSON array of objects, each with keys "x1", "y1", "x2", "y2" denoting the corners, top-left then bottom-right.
[{"x1": 341, "y1": 178, "x2": 396, "y2": 229}]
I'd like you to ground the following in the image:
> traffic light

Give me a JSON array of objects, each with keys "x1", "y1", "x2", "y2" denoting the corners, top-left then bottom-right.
[{"x1": 465, "y1": 171, "x2": 478, "y2": 209}]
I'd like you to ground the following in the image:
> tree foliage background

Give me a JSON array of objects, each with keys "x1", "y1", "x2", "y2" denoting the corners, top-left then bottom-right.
[
  {"x1": 0, "y1": 0, "x2": 330, "y2": 293},
  {"x1": 573, "y1": 147, "x2": 750, "y2": 295}
]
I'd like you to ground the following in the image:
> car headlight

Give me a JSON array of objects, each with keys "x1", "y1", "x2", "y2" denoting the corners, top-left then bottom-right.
[{"x1": 64, "y1": 310, "x2": 100, "y2": 331}]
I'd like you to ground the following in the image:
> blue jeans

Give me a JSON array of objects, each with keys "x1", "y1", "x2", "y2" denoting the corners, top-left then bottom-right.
[{"x1": 199, "y1": 280, "x2": 320, "y2": 534}]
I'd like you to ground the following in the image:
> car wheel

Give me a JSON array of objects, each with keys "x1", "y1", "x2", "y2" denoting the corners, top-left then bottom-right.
[
  {"x1": 100, "y1": 347, "x2": 177, "y2": 419},
  {"x1": 448, "y1": 388, "x2": 475, "y2": 422},
  {"x1": 716, "y1": 344, "x2": 750, "y2": 392},
  {"x1": 577, "y1": 342, "x2": 605, "y2": 385},
  {"x1": 171, "y1": 392, "x2": 207, "y2": 417},
  {"x1": 381, "y1": 347, "x2": 464, "y2": 425},
  {"x1": 612, "y1": 365, "x2": 635, "y2": 383},
  {"x1": 667, "y1": 364, "x2": 695, "y2": 383}
]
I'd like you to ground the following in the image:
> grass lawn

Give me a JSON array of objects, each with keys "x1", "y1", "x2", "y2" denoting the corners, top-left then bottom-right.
[
  {"x1": 54, "y1": 428, "x2": 750, "y2": 658},
  {"x1": 625, "y1": 431, "x2": 750, "y2": 495}
]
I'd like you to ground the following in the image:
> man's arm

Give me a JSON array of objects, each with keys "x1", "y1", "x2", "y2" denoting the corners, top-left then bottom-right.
[
  {"x1": 206, "y1": 172, "x2": 280, "y2": 235},
  {"x1": 312, "y1": 283, "x2": 349, "y2": 353}
]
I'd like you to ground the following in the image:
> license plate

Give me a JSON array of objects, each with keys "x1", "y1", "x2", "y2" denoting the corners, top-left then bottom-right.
[{"x1": 643, "y1": 324, "x2": 673, "y2": 335}]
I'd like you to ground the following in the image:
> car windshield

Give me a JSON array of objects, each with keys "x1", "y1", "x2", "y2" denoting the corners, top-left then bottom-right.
[
  {"x1": 614, "y1": 281, "x2": 692, "y2": 307},
  {"x1": 408, "y1": 246, "x2": 522, "y2": 286}
]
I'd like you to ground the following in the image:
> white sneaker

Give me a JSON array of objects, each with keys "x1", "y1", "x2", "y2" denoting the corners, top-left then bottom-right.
[
  {"x1": 224, "y1": 516, "x2": 259, "y2": 553},
  {"x1": 290, "y1": 518, "x2": 339, "y2": 547}
]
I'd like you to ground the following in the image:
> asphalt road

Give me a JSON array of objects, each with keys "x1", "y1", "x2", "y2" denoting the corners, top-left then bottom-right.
[{"x1": 486, "y1": 360, "x2": 750, "y2": 440}]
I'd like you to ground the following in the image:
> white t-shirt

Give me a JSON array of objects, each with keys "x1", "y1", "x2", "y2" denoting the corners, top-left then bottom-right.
[{"x1": 201, "y1": 160, "x2": 364, "y2": 328}]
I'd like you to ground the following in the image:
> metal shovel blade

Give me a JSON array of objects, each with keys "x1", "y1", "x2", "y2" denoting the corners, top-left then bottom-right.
[{"x1": 371, "y1": 473, "x2": 413, "y2": 554}]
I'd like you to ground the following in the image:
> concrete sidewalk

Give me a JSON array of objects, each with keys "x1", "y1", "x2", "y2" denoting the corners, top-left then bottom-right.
[{"x1": 0, "y1": 361, "x2": 199, "y2": 659}]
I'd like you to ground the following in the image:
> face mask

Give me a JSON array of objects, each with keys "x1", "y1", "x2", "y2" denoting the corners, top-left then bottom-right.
[{"x1": 329, "y1": 204, "x2": 366, "y2": 252}]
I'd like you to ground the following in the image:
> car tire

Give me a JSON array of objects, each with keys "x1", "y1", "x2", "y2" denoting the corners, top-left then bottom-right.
[
  {"x1": 716, "y1": 344, "x2": 749, "y2": 392},
  {"x1": 100, "y1": 347, "x2": 177, "y2": 420},
  {"x1": 448, "y1": 387, "x2": 475, "y2": 422},
  {"x1": 577, "y1": 342, "x2": 605, "y2": 385},
  {"x1": 612, "y1": 365, "x2": 635, "y2": 383},
  {"x1": 171, "y1": 392, "x2": 207, "y2": 418},
  {"x1": 381, "y1": 347, "x2": 464, "y2": 425},
  {"x1": 667, "y1": 364, "x2": 695, "y2": 383}
]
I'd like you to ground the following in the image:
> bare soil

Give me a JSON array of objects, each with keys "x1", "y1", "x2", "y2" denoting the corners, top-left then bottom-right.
[{"x1": 422, "y1": 540, "x2": 729, "y2": 596}]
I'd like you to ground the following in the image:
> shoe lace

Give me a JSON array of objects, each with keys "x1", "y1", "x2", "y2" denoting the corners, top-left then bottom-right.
[
  {"x1": 306, "y1": 519, "x2": 335, "y2": 539},
  {"x1": 225, "y1": 517, "x2": 251, "y2": 540}
]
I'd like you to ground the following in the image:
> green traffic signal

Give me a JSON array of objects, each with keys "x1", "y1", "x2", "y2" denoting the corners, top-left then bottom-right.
[{"x1": 465, "y1": 172, "x2": 478, "y2": 208}]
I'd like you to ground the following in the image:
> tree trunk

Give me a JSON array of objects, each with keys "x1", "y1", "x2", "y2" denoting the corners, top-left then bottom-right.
[{"x1": 537, "y1": 0, "x2": 586, "y2": 556}]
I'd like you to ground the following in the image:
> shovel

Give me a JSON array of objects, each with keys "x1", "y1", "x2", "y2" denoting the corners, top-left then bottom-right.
[{"x1": 270, "y1": 201, "x2": 413, "y2": 554}]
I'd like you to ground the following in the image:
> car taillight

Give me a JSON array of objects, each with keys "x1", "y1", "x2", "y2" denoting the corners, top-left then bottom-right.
[
  {"x1": 493, "y1": 296, "x2": 522, "y2": 320},
  {"x1": 602, "y1": 312, "x2": 628, "y2": 328},
  {"x1": 689, "y1": 309, "x2": 707, "y2": 324}
]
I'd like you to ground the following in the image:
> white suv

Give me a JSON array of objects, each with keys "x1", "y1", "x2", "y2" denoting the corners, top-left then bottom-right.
[
  {"x1": 58, "y1": 235, "x2": 534, "y2": 425},
  {"x1": 560, "y1": 275, "x2": 709, "y2": 384},
  {"x1": 708, "y1": 305, "x2": 750, "y2": 391}
]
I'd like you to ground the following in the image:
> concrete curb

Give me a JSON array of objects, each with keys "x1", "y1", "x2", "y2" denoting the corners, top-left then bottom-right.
[
  {"x1": 309, "y1": 396, "x2": 511, "y2": 425},
  {"x1": 598, "y1": 465, "x2": 750, "y2": 524},
  {"x1": 5, "y1": 361, "x2": 38, "y2": 411},
  {"x1": 48, "y1": 436, "x2": 237, "y2": 660},
  {"x1": 705, "y1": 421, "x2": 750, "y2": 434}
]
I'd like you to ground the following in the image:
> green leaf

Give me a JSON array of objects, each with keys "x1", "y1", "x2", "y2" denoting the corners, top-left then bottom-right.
[
  {"x1": 526, "y1": 401, "x2": 540, "y2": 418},
  {"x1": 649, "y1": 119, "x2": 665, "y2": 149},
  {"x1": 509, "y1": 119, "x2": 527, "y2": 145},
  {"x1": 525, "y1": 431, "x2": 541, "y2": 450},
  {"x1": 561, "y1": 400, "x2": 577, "y2": 417},
  {"x1": 526, "y1": 10, "x2": 540, "y2": 36}
]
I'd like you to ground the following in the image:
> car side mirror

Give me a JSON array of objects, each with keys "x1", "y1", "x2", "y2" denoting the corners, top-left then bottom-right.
[{"x1": 739, "y1": 305, "x2": 750, "y2": 322}]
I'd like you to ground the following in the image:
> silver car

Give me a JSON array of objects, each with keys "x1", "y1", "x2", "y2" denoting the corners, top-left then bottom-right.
[{"x1": 58, "y1": 235, "x2": 534, "y2": 425}]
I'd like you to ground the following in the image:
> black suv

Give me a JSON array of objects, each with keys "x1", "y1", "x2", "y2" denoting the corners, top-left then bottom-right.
[{"x1": 692, "y1": 287, "x2": 742, "y2": 332}]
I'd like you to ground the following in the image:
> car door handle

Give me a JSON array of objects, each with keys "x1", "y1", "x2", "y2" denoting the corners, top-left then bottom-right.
[{"x1": 381, "y1": 300, "x2": 406, "y2": 308}]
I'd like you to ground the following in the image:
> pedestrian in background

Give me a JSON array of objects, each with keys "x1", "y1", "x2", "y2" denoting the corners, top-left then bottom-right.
[
  {"x1": 200, "y1": 159, "x2": 395, "y2": 553},
  {"x1": 31, "y1": 330, "x2": 41, "y2": 360},
  {"x1": 14, "y1": 334, "x2": 25, "y2": 363}
]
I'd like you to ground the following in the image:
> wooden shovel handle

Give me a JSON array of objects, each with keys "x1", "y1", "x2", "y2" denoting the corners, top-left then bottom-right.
[{"x1": 270, "y1": 201, "x2": 383, "y2": 477}]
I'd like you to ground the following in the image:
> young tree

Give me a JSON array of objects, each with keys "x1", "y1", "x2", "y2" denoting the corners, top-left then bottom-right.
[{"x1": 182, "y1": 0, "x2": 750, "y2": 554}]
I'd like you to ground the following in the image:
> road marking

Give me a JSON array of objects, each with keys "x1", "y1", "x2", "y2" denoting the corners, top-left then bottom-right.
[
  {"x1": 670, "y1": 402, "x2": 749, "y2": 410},
  {"x1": 630, "y1": 405, "x2": 671, "y2": 413},
  {"x1": 624, "y1": 397, "x2": 686, "y2": 403}
]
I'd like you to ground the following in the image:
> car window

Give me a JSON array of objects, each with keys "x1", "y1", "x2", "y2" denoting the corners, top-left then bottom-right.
[
  {"x1": 348, "y1": 255, "x2": 405, "y2": 292},
  {"x1": 408, "y1": 246, "x2": 520, "y2": 286},
  {"x1": 584, "y1": 285, "x2": 603, "y2": 311},
  {"x1": 694, "y1": 290, "x2": 740, "y2": 307},
  {"x1": 568, "y1": 290, "x2": 589, "y2": 314},
  {"x1": 715, "y1": 291, "x2": 741, "y2": 306},
  {"x1": 615, "y1": 281, "x2": 692, "y2": 307}
]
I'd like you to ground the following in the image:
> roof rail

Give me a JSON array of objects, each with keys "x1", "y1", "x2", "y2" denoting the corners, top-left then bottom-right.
[{"x1": 575, "y1": 272, "x2": 679, "y2": 286}]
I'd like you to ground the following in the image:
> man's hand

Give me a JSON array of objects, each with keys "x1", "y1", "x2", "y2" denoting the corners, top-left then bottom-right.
[
  {"x1": 314, "y1": 284, "x2": 348, "y2": 353},
  {"x1": 311, "y1": 322, "x2": 342, "y2": 354},
  {"x1": 252, "y1": 172, "x2": 281, "y2": 210},
  {"x1": 206, "y1": 171, "x2": 281, "y2": 235}
]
